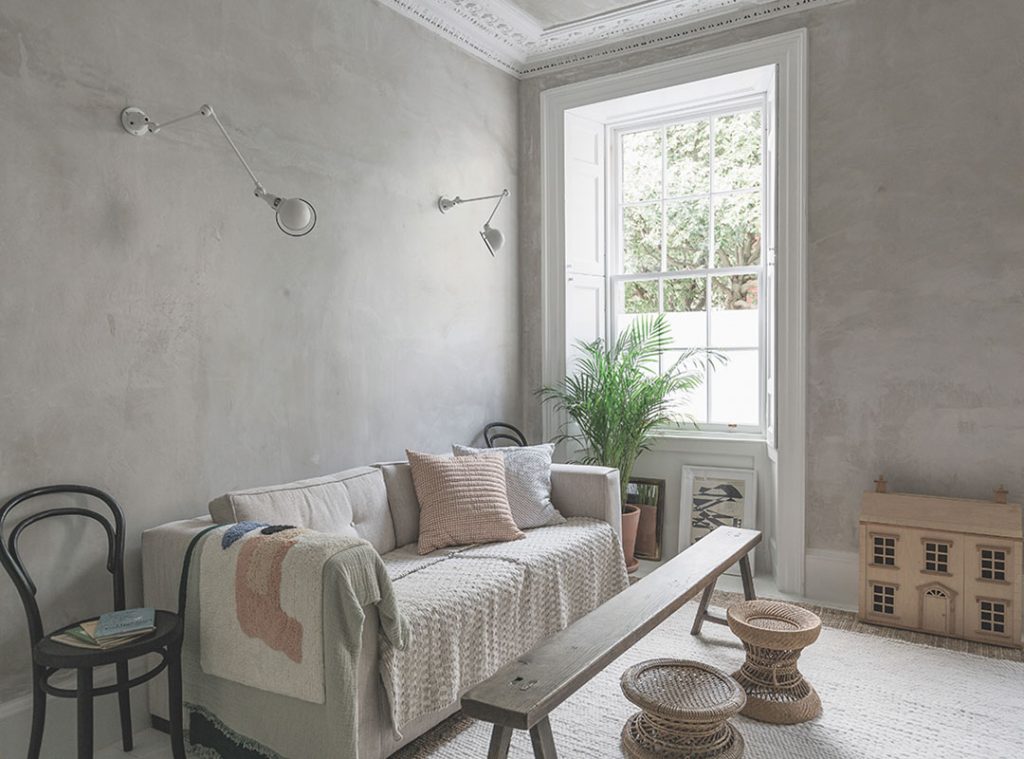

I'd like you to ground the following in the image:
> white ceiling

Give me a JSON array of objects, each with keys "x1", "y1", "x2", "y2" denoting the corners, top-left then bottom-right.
[
  {"x1": 510, "y1": 0, "x2": 642, "y2": 28},
  {"x1": 378, "y1": 0, "x2": 842, "y2": 77}
]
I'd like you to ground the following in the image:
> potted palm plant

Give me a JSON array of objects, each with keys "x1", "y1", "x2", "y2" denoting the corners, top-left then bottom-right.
[{"x1": 539, "y1": 314, "x2": 706, "y2": 572}]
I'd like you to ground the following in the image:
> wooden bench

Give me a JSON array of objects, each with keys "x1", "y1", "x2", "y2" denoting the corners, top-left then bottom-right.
[{"x1": 461, "y1": 526, "x2": 761, "y2": 758}]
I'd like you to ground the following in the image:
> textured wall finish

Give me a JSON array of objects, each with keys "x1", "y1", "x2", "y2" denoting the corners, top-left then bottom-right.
[
  {"x1": 519, "y1": 0, "x2": 1024, "y2": 551},
  {"x1": 0, "y1": 0, "x2": 518, "y2": 711}
]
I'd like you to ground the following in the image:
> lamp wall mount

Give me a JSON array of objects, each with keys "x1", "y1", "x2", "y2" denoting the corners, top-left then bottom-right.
[{"x1": 120, "y1": 103, "x2": 316, "y2": 237}]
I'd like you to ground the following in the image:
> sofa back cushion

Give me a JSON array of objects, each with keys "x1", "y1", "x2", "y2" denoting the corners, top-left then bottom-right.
[
  {"x1": 376, "y1": 462, "x2": 421, "y2": 548},
  {"x1": 208, "y1": 466, "x2": 397, "y2": 554}
]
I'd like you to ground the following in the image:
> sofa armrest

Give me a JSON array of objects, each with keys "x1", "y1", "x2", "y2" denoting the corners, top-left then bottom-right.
[
  {"x1": 550, "y1": 464, "x2": 622, "y2": 540},
  {"x1": 141, "y1": 516, "x2": 213, "y2": 720}
]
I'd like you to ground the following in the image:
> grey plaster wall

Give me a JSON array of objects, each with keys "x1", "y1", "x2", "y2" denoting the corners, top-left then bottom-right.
[
  {"x1": 0, "y1": 0, "x2": 518, "y2": 705},
  {"x1": 519, "y1": 0, "x2": 1024, "y2": 552}
]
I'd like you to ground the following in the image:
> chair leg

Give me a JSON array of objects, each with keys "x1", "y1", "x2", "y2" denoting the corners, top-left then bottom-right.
[
  {"x1": 116, "y1": 661, "x2": 133, "y2": 751},
  {"x1": 28, "y1": 668, "x2": 46, "y2": 759},
  {"x1": 167, "y1": 645, "x2": 186, "y2": 759},
  {"x1": 77, "y1": 667, "x2": 93, "y2": 759}
]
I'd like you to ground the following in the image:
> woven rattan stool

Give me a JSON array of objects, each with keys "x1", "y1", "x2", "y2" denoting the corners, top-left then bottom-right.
[
  {"x1": 727, "y1": 600, "x2": 822, "y2": 724},
  {"x1": 620, "y1": 659, "x2": 746, "y2": 758}
]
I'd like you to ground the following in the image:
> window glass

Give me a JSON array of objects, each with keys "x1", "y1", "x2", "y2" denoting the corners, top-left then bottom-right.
[{"x1": 610, "y1": 102, "x2": 766, "y2": 431}]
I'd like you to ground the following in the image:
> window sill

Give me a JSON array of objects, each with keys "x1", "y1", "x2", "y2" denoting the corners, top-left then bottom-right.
[{"x1": 651, "y1": 428, "x2": 767, "y2": 444}]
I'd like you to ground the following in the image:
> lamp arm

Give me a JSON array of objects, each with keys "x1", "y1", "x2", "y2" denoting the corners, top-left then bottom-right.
[
  {"x1": 483, "y1": 188, "x2": 509, "y2": 227},
  {"x1": 147, "y1": 104, "x2": 265, "y2": 193}
]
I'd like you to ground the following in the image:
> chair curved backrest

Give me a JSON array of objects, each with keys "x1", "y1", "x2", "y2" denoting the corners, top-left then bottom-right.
[
  {"x1": 0, "y1": 485, "x2": 126, "y2": 647},
  {"x1": 483, "y1": 422, "x2": 528, "y2": 448}
]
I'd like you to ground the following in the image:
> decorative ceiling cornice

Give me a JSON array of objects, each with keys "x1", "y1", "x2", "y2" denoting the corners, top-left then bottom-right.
[{"x1": 380, "y1": 0, "x2": 845, "y2": 77}]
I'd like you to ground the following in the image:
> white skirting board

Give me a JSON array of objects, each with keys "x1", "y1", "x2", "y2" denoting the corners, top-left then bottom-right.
[{"x1": 804, "y1": 548, "x2": 859, "y2": 610}]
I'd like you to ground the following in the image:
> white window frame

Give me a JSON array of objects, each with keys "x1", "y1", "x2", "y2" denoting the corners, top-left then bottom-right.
[
  {"x1": 539, "y1": 30, "x2": 807, "y2": 594},
  {"x1": 606, "y1": 95, "x2": 769, "y2": 434}
]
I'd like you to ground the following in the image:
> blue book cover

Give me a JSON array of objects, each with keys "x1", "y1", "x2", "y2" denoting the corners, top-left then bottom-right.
[{"x1": 94, "y1": 608, "x2": 155, "y2": 640}]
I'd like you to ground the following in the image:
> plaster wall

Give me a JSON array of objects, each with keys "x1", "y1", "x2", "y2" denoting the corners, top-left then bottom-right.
[
  {"x1": 0, "y1": 0, "x2": 519, "y2": 712},
  {"x1": 519, "y1": 0, "x2": 1024, "y2": 553}
]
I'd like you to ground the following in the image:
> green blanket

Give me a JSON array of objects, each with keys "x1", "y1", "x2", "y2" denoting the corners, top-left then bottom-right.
[{"x1": 178, "y1": 524, "x2": 409, "y2": 758}]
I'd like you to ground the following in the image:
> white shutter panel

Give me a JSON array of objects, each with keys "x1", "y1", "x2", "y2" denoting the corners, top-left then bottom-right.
[
  {"x1": 564, "y1": 112, "x2": 606, "y2": 374},
  {"x1": 764, "y1": 93, "x2": 778, "y2": 454}
]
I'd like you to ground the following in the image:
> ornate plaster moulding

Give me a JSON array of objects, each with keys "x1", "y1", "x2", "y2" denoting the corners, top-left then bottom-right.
[{"x1": 379, "y1": 0, "x2": 846, "y2": 77}]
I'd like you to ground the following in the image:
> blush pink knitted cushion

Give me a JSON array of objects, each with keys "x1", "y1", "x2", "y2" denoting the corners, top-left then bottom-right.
[{"x1": 406, "y1": 449, "x2": 526, "y2": 555}]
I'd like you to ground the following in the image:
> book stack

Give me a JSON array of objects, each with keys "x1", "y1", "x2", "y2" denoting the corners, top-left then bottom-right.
[{"x1": 52, "y1": 608, "x2": 157, "y2": 650}]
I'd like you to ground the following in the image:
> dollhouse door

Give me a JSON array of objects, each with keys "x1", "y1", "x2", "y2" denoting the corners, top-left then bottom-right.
[{"x1": 921, "y1": 587, "x2": 951, "y2": 634}]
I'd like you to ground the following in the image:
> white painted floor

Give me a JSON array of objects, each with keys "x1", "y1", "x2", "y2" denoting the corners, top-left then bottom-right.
[{"x1": 95, "y1": 728, "x2": 175, "y2": 759}]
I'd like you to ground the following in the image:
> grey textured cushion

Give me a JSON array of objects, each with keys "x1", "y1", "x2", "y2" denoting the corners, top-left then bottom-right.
[{"x1": 452, "y1": 443, "x2": 565, "y2": 529}]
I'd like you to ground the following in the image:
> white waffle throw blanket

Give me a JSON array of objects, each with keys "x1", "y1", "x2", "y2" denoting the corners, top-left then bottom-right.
[{"x1": 379, "y1": 517, "x2": 628, "y2": 735}]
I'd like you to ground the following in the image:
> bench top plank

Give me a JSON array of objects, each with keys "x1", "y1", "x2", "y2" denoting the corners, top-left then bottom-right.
[{"x1": 461, "y1": 526, "x2": 761, "y2": 730}]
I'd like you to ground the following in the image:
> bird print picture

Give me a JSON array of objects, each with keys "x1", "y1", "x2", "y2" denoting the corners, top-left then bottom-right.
[{"x1": 689, "y1": 476, "x2": 748, "y2": 543}]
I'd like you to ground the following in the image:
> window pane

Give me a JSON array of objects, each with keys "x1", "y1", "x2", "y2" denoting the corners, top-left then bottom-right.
[
  {"x1": 622, "y1": 204, "x2": 661, "y2": 273},
  {"x1": 664, "y1": 278, "x2": 707, "y2": 348},
  {"x1": 713, "y1": 110, "x2": 762, "y2": 191},
  {"x1": 666, "y1": 199, "x2": 709, "y2": 270},
  {"x1": 714, "y1": 193, "x2": 761, "y2": 267},
  {"x1": 623, "y1": 280, "x2": 658, "y2": 314},
  {"x1": 663, "y1": 350, "x2": 707, "y2": 425},
  {"x1": 666, "y1": 120, "x2": 710, "y2": 197},
  {"x1": 709, "y1": 349, "x2": 759, "y2": 426},
  {"x1": 622, "y1": 129, "x2": 662, "y2": 203},
  {"x1": 710, "y1": 275, "x2": 759, "y2": 348}
]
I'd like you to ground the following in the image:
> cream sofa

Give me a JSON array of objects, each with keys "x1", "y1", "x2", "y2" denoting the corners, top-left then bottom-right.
[{"x1": 141, "y1": 460, "x2": 622, "y2": 757}]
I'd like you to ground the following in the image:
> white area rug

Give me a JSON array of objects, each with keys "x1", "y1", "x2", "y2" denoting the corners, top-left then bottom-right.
[{"x1": 394, "y1": 601, "x2": 1024, "y2": 758}]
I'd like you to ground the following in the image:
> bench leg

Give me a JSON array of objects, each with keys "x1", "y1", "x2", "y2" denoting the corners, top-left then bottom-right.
[
  {"x1": 690, "y1": 579, "x2": 716, "y2": 635},
  {"x1": 487, "y1": 725, "x2": 513, "y2": 759},
  {"x1": 739, "y1": 554, "x2": 756, "y2": 600},
  {"x1": 529, "y1": 716, "x2": 557, "y2": 759}
]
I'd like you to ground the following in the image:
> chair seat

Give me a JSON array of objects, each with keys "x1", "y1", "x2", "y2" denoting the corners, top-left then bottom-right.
[{"x1": 34, "y1": 610, "x2": 182, "y2": 669}]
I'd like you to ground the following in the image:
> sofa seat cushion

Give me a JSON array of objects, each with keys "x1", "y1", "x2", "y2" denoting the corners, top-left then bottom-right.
[
  {"x1": 208, "y1": 466, "x2": 397, "y2": 554},
  {"x1": 378, "y1": 517, "x2": 627, "y2": 732}
]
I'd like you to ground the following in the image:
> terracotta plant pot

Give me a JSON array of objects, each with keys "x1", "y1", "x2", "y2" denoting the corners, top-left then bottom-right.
[
  {"x1": 621, "y1": 504, "x2": 641, "y2": 574},
  {"x1": 635, "y1": 502, "x2": 659, "y2": 559}
]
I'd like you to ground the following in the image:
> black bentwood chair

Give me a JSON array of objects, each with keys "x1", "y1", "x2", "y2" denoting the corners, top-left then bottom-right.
[
  {"x1": 483, "y1": 422, "x2": 528, "y2": 448},
  {"x1": 0, "y1": 485, "x2": 185, "y2": 759}
]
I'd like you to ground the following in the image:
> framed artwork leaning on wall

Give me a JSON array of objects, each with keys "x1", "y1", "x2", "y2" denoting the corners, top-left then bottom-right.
[{"x1": 680, "y1": 466, "x2": 757, "y2": 571}]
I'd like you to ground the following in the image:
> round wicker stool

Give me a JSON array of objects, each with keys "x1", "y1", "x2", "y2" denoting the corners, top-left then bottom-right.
[
  {"x1": 727, "y1": 600, "x2": 822, "y2": 724},
  {"x1": 620, "y1": 659, "x2": 746, "y2": 759}
]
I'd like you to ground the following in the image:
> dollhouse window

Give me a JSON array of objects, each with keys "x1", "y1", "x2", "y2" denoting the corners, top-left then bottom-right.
[
  {"x1": 872, "y1": 583, "x2": 895, "y2": 615},
  {"x1": 980, "y1": 600, "x2": 1006, "y2": 635},
  {"x1": 924, "y1": 542, "x2": 949, "y2": 573},
  {"x1": 872, "y1": 535, "x2": 896, "y2": 566},
  {"x1": 980, "y1": 549, "x2": 1007, "y2": 582}
]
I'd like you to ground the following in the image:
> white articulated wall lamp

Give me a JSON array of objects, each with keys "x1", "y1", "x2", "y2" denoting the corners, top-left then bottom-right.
[
  {"x1": 437, "y1": 189, "x2": 509, "y2": 256},
  {"x1": 120, "y1": 104, "x2": 316, "y2": 237}
]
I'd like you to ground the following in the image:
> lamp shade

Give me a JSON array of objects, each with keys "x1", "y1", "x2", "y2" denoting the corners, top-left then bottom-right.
[
  {"x1": 481, "y1": 224, "x2": 504, "y2": 256},
  {"x1": 275, "y1": 197, "x2": 317, "y2": 237}
]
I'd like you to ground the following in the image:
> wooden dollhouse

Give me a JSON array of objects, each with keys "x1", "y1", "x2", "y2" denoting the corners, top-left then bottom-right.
[{"x1": 858, "y1": 478, "x2": 1023, "y2": 648}]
